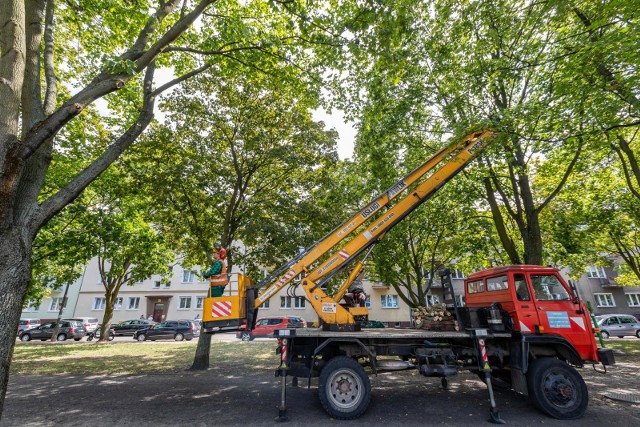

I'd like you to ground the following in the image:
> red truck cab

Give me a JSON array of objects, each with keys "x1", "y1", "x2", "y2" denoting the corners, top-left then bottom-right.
[{"x1": 464, "y1": 265, "x2": 602, "y2": 364}]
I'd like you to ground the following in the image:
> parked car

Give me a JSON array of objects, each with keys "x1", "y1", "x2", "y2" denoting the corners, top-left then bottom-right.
[
  {"x1": 133, "y1": 320, "x2": 197, "y2": 341},
  {"x1": 178, "y1": 320, "x2": 201, "y2": 338},
  {"x1": 110, "y1": 319, "x2": 156, "y2": 336},
  {"x1": 236, "y1": 316, "x2": 307, "y2": 340},
  {"x1": 18, "y1": 318, "x2": 41, "y2": 332},
  {"x1": 19, "y1": 320, "x2": 87, "y2": 342},
  {"x1": 67, "y1": 317, "x2": 99, "y2": 333},
  {"x1": 596, "y1": 314, "x2": 640, "y2": 339}
]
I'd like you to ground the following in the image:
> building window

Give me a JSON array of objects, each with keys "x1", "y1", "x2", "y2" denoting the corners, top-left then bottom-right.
[
  {"x1": 260, "y1": 299, "x2": 270, "y2": 309},
  {"x1": 179, "y1": 296, "x2": 192, "y2": 309},
  {"x1": 381, "y1": 295, "x2": 398, "y2": 309},
  {"x1": 451, "y1": 269, "x2": 465, "y2": 279},
  {"x1": 127, "y1": 297, "x2": 140, "y2": 310},
  {"x1": 48, "y1": 297, "x2": 64, "y2": 312},
  {"x1": 587, "y1": 266, "x2": 606, "y2": 279},
  {"x1": 153, "y1": 281, "x2": 161, "y2": 289},
  {"x1": 163, "y1": 281, "x2": 171, "y2": 289},
  {"x1": 182, "y1": 270, "x2": 196, "y2": 283},
  {"x1": 294, "y1": 297, "x2": 306, "y2": 309},
  {"x1": 93, "y1": 297, "x2": 106, "y2": 310},
  {"x1": 280, "y1": 296, "x2": 292, "y2": 309},
  {"x1": 426, "y1": 295, "x2": 440, "y2": 305},
  {"x1": 364, "y1": 296, "x2": 371, "y2": 308},
  {"x1": 195, "y1": 297, "x2": 204, "y2": 309},
  {"x1": 455, "y1": 294, "x2": 465, "y2": 307},
  {"x1": 280, "y1": 297, "x2": 296, "y2": 309},
  {"x1": 24, "y1": 301, "x2": 40, "y2": 312},
  {"x1": 627, "y1": 293, "x2": 640, "y2": 307},
  {"x1": 113, "y1": 297, "x2": 123, "y2": 310},
  {"x1": 594, "y1": 293, "x2": 615, "y2": 308}
]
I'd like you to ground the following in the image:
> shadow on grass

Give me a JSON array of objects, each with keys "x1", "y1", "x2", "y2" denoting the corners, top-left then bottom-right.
[{"x1": 12, "y1": 341, "x2": 276, "y2": 375}]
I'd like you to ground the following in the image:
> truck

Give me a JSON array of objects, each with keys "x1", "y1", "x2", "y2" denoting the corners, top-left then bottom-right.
[{"x1": 201, "y1": 128, "x2": 615, "y2": 423}]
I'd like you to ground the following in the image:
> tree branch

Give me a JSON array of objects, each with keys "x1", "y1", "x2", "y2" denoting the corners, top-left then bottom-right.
[{"x1": 34, "y1": 63, "x2": 158, "y2": 229}]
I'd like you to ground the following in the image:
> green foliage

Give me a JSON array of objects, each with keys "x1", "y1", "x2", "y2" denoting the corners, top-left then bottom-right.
[{"x1": 125, "y1": 67, "x2": 338, "y2": 277}]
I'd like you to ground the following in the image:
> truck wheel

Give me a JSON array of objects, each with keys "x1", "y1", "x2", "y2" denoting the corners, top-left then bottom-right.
[
  {"x1": 318, "y1": 356, "x2": 371, "y2": 420},
  {"x1": 527, "y1": 358, "x2": 588, "y2": 419}
]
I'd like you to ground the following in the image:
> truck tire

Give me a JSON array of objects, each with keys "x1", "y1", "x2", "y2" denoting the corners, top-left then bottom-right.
[
  {"x1": 526, "y1": 358, "x2": 588, "y2": 419},
  {"x1": 318, "y1": 356, "x2": 371, "y2": 420}
]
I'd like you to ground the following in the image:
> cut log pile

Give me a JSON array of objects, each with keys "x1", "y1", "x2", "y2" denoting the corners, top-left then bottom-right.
[{"x1": 411, "y1": 303, "x2": 460, "y2": 331}]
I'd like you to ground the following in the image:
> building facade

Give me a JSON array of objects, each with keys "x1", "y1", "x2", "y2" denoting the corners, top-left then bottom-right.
[{"x1": 21, "y1": 258, "x2": 640, "y2": 327}]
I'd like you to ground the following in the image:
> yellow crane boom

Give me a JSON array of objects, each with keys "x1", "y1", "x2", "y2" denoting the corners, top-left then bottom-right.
[{"x1": 202, "y1": 128, "x2": 495, "y2": 333}]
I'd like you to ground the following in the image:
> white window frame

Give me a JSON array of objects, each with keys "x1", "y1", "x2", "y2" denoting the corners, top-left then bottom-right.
[
  {"x1": 594, "y1": 293, "x2": 615, "y2": 308},
  {"x1": 153, "y1": 281, "x2": 161, "y2": 289},
  {"x1": 182, "y1": 270, "x2": 196, "y2": 283},
  {"x1": 48, "y1": 297, "x2": 63, "y2": 312},
  {"x1": 127, "y1": 297, "x2": 140, "y2": 310},
  {"x1": 626, "y1": 293, "x2": 640, "y2": 307},
  {"x1": 587, "y1": 266, "x2": 606, "y2": 279},
  {"x1": 451, "y1": 269, "x2": 465, "y2": 279},
  {"x1": 195, "y1": 296, "x2": 204, "y2": 309},
  {"x1": 178, "y1": 296, "x2": 192, "y2": 310},
  {"x1": 113, "y1": 297, "x2": 123, "y2": 310},
  {"x1": 93, "y1": 297, "x2": 106, "y2": 311},
  {"x1": 260, "y1": 299, "x2": 270, "y2": 309},
  {"x1": 294, "y1": 297, "x2": 306, "y2": 309},
  {"x1": 426, "y1": 295, "x2": 440, "y2": 305},
  {"x1": 280, "y1": 296, "x2": 292, "y2": 309},
  {"x1": 381, "y1": 294, "x2": 399, "y2": 309},
  {"x1": 163, "y1": 281, "x2": 171, "y2": 289}
]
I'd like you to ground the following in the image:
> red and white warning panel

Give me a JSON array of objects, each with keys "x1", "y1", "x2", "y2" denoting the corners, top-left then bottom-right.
[{"x1": 211, "y1": 300, "x2": 232, "y2": 318}]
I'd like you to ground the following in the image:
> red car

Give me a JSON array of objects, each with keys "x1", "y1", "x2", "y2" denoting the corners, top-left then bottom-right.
[{"x1": 236, "y1": 316, "x2": 307, "y2": 340}]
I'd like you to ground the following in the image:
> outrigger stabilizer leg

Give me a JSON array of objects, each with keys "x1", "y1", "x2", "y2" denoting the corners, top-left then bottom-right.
[
  {"x1": 275, "y1": 338, "x2": 289, "y2": 422},
  {"x1": 476, "y1": 336, "x2": 505, "y2": 424}
]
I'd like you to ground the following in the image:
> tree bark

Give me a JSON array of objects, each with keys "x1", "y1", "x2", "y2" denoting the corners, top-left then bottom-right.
[
  {"x1": 190, "y1": 332, "x2": 212, "y2": 370},
  {"x1": 0, "y1": 228, "x2": 33, "y2": 416}
]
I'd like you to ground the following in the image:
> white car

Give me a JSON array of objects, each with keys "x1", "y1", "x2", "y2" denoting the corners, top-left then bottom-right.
[
  {"x1": 68, "y1": 317, "x2": 99, "y2": 332},
  {"x1": 596, "y1": 314, "x2": 640, "y2": 339}
]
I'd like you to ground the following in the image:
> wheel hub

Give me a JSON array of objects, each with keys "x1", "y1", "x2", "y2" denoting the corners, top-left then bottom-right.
[
  {"x1": 544, "y1": 373, "x2": 576, "y2": 407},
  {"x1": 336, "y1": 377, "x2": 353, "y2": 395}
]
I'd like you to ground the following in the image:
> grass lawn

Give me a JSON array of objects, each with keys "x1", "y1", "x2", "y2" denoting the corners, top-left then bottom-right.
[
  {"x1": 12, "y1": 339, "x2": 638, "y2": 376},
  {"x1": 603, "y1": 338, "x2": 640, "y2": 355},
  {"x1": 11, "y1": 341, "x2": 276, "y2": 375}
]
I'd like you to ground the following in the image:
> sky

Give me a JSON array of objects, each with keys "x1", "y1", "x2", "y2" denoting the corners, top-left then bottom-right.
[{"x1": 312, "y1": 108, "x2": 357, "y2": 160}]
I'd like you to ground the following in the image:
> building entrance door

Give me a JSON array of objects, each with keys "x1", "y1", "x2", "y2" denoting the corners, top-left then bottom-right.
[{"x1": 153, "y1": 303, "x2": 165, "y2": 322}]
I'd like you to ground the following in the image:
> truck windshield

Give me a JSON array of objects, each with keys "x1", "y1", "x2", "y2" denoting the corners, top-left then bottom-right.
[{"x1": 530, "y1": 275, "x2": 570, "y2": 301}]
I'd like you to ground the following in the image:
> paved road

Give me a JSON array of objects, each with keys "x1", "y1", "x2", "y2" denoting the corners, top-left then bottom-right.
[{"x1": 3, "y1": 338, "x2": 639, "y2": 427}]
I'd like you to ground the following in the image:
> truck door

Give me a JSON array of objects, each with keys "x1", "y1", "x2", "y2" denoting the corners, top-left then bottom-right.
[
  {"x1": 528, "y1": 273, "x2": 596, "y2": 360},
  {"x1": 511, "y1": 273, "x2": 539, "y2": 333}
]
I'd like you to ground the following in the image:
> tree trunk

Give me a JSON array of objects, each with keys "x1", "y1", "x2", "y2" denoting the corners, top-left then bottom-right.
[
  {"x1": 190, "y1": 332, "x2": 211, "y2": 370},
  {"x1": 0, "y1": 228, "x2": 33, "y2": 416}
]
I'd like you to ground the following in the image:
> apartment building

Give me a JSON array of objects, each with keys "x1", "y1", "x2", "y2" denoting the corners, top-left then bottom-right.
[{"x1": 21, "y1": 257, "x2": 640, "y2": 327}]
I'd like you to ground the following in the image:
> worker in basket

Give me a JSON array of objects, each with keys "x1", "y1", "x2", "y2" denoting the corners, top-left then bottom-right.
[{"x1": 204, "y1": 245, "x2": 228, "y2": 297}]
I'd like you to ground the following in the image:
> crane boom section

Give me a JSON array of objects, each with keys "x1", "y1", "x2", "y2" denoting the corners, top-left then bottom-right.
[
  {"x1": 255, "y1": 129, "x2": 495, "y2": 309},
  {"x1": 302, "y1": 130, "x2": 494, "y2": 288},
  {"x1": 255, "y1": 144, "x2": 456, "y2": 305}
]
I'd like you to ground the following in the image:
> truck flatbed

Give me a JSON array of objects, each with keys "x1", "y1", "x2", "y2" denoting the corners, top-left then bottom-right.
[{"x1": 278, "y1": 327, "x2": 512, "y2": 340}]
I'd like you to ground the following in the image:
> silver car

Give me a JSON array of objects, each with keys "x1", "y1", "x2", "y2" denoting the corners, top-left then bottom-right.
[{"x1": 596, "y1": 314, "x2": 640, "y2": 339}]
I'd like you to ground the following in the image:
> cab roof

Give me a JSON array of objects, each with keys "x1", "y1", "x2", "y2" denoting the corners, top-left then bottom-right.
[{"x1": 466, "y1": 265, "x2": 560, "y2": 281}]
